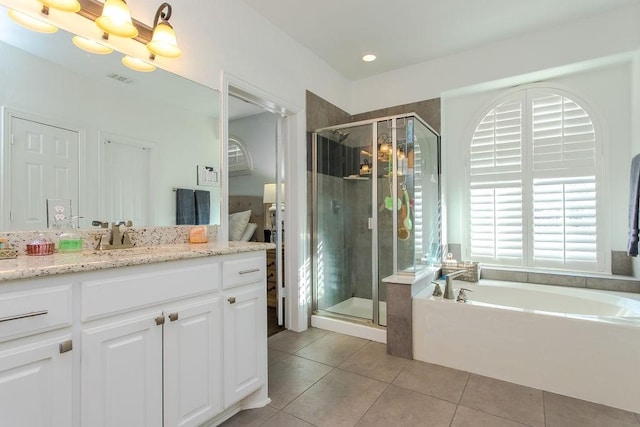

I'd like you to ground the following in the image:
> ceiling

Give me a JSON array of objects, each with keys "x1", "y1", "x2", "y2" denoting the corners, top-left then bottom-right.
[{"x1": 241, "y1": 0, "x2": 640, "y2": 80}]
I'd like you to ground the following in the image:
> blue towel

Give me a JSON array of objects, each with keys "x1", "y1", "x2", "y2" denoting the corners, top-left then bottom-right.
[
  {"x1": 176, "y1": 188, "x2": 195, "y2": 225},
  {"x1": 194, "y1": 190, "x2": 210, "y2": 225},
  {"x1": 627, "y1": 154, "x2": 640, "y2": 256}
]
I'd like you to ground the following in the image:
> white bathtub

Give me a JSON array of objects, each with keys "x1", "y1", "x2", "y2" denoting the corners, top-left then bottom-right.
[{"x1": 412, "y1": 279, "x2": 640, "y2": 413}]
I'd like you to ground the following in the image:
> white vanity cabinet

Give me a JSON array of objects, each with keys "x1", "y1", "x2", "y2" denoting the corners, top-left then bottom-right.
[
  {"x1": 222, "y1": 254, "x2": 268, "y2": 408},
  {"x1": 80, "y1": 259, "x2": 223, "y2": 427},
  {"x1": 0, "y1": 282, "x2": 74, "y2": 427},
  {"x1": 0, "y1": 246, "x2": 270, "y2": 427}
]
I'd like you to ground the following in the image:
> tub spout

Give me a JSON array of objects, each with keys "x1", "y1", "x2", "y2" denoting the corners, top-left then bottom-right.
[{"x1": 444, "y1": 270, "x2": 466, "y2": 300}]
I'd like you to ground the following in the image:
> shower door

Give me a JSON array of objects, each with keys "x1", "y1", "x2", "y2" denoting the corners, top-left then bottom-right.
[{"x1": 313, "y1": 122, "x2": 383, "y2": 325}]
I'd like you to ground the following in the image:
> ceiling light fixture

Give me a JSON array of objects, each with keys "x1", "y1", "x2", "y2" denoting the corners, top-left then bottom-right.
[
  {"x1": 146, "y1": 2, "x2": 182, "y2": 59},
  {"x1": 7, "y1": 8, "x2": 58, "y2": 33},
  {"x1": 95, "y1": 0, "x2": 138, "y2": 39},
  {"x1": 362, "y1": 54, "x2": 376, "y2": 62},
  {"x1": 72, "y1": 35, "x2": 113, "y2": 54},
  {"x1": 122, "y1": 55, "x2": 156, "y2": 72},
  {"x1": 41, "y1": 0, "x2": 81, "y2": 13},
  {"x1": 6, "y1": 0, "x2": 183, "y2": 73}
]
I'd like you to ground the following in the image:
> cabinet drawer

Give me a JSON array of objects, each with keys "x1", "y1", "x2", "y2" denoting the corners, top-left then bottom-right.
[
  {"x1": 0, "y1": 285, "x2": 72, "y2": 342},
  {"x1": 222, "y1": 255, "x2": 265, "y2": 289},
  {"x1": 82, "y1": 262, "x2": 219, "y2": 321}
]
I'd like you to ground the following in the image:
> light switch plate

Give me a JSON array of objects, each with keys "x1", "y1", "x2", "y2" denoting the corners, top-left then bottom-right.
[{"x1": 197, "y1": 165, "x2": 218, "y2": 186}]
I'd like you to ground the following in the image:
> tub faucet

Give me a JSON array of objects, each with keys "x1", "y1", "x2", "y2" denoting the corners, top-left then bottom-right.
[{"x1": 444, "y1": 270, "x2": 466, "y2": 299}]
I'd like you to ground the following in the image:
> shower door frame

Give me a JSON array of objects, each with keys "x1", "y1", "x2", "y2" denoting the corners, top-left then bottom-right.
[{"x1": 311, "y1": 117, "x2": 384, "y2": 327}]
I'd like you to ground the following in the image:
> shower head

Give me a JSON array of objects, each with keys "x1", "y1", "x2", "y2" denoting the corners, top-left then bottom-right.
[{"x1": 333, "y1": 129, "x2": 350, "y2": 143}]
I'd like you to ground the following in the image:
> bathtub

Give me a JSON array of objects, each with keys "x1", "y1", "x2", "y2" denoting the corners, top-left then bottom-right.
[{"x1": 412, "y1": 279, "x2": 640, "y2": 413}]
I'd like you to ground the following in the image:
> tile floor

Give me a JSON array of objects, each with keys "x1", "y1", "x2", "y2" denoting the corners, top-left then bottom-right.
[{"x1": 221, "y1": 328, "x2": 640, "y2": 427}]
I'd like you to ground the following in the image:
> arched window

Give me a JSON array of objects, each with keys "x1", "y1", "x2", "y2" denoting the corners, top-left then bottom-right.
[
  {"x1": 469, "y1": 88, "x2": 600, "y2": 271},
  {"x1": 228, "y1": 135, "x2": 253, "y2": 177}
]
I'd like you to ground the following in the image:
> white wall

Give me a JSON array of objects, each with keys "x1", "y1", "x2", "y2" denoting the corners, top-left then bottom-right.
[
  {"x1": 228, "y1": 112, "x2": 278, "y2": 197},
  {"x1": 350, "y1": 3, "x2": 640, "y2": 114},
  {"x1": 0, "y1": 42, "x2": 220, "y2": 227},
  {"x1": 441, "y1": 61, "x2": 632, "y2": 272},
  {"x1": 119, "y1": 0, "x2": 353, "y2": 115}
]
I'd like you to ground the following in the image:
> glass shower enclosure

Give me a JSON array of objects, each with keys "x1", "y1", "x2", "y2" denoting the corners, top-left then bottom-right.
[{"x1": 312, "y1": 113, "x2": 441, "y2": 327}]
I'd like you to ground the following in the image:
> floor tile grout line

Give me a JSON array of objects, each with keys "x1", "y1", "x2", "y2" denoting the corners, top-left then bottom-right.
[
  {"x1": 448, "y1": 404, "x2": 461, "y2": 427},
  {"x1": 542, "y1": 389, "x2": 547, "y2": 427},
  {"x1": 353, "y1": 381, "x2": 393, "y2": 427},
  {"x1": 459, "y1": 371, "x2": 472, "y2": 405}
]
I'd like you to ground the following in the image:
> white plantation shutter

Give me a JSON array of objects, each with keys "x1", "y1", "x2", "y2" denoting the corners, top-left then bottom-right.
[
  {"x1": 470, "y1": 181, "x2": 523, "y2": 260},
  {"x1": 228, "y1": 136, "x2": 253, "y2": 176},
  {"x1": 469, "y1": 94, "x2": 524, "y2": 265},
  {"x1": 532, "y1": 177, "x2": 597, "y2": 264},
  {"x1": 469, "y1": 89, "x2": 599, "y2": 271}
]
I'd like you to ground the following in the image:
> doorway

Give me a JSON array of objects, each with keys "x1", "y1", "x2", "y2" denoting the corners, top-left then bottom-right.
[
  {"x1": 226, "y1": 83, "x2": 290, "y2": 336},
  {"x1": 5, "y1": 113, "x2": 80, "y2": 230}
]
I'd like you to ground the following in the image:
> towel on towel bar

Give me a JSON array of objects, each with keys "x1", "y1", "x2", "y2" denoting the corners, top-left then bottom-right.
[
  {"x1": 628, "y1": 154, "x2": 640, "y2": 256},
  {"x1": 176, "y1": 188, "x2": 195, "y2": 225},
  {"x1": 194, "y1": 190, "x2": 210, "y2": 225}
]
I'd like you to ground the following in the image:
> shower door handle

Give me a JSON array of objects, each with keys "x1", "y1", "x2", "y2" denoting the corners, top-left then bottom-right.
[{"x1": 368, "y1": 217, "x2": 374, "y2": 230}]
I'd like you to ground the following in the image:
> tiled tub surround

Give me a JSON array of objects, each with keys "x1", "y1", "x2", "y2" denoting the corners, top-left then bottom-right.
[
  {"x1": 413, "y1": 280, "x2": 640, "y2": 414},
  {"x1": 482, "y1": 266, "x2": 640, "y2": 293}
]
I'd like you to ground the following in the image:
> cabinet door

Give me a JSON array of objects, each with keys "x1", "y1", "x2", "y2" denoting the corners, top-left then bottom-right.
[
  {"x1": 81, "y1": 312, "x2": 163, "y2": 427},
  {"x1": 164, "y1": 297, "x2": 223, "y2": 427},
  {"x1": 0, "y1": 334, "x2": 72, "y2": 427},
  {"x1": 223, "y1": 283, "x2": 266, "y2": 407}
]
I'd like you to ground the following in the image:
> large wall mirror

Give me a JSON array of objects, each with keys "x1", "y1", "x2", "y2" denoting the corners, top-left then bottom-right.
[{"x1": 0, "y1": 6, "x2": 221, "y2": 231}]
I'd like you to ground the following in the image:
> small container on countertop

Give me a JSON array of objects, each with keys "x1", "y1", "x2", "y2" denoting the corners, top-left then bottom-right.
[
  {"x1": 189, "y1": 226, "x2": 208, "y2": 243},
  {"x1": 27, "y1": 235, "x2": 55, "y2": 256}
]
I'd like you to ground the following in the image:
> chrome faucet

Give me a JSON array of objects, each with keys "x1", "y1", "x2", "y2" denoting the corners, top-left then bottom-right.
[
  {"x1": 444, "y1": 270, "x2": 466, "y2": 299},
  {"x1": 92, "y1": 220, "x2": 134, "y2": 250}
]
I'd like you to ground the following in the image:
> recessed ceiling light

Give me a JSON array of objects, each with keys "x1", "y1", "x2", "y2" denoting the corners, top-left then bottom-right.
[{"x1": 362, "y1": 54, "x2": 377, "y2": 62}]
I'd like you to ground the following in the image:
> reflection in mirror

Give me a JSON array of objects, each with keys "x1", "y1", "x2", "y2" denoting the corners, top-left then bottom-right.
[{"x1": 0, "y1": 6, "x2": 221, "y2": 230}]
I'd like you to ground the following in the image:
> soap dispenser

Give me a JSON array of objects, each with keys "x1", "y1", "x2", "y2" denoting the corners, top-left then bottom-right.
[{"x1": 59, "y1": 216, "x2": 83, "y2": 252}]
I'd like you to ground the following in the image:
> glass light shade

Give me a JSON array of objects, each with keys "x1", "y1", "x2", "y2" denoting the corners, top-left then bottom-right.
[
  {"x1": 122, "y1": 56, "x2": 156, "y2": 72},
  {"x1": 72, "y1": 36, "x2": 113, "y2": 54},
  {"x1": 147, "y1": 21, "x2": 182, "y2": 58},
  {"x1": 8, "y1": 9, "x2": 58, "y2": 33},
  {"x1": 96, "y1": 0, "x2": 138, "y2": 38},
  {"x1": 41, "y1": 0, "x2": 81, "y2": 12}
]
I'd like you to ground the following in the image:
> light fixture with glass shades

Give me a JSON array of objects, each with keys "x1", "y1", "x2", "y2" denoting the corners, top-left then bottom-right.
[
  {"x1": 4, "y1": 0, "x2": 183, "y2": 73},
  {"x1": 41, "y1": 0, "x2": 81, "y2": 13},
  {"x1": 122, "y1": 55, "x2": 156, "y2": 72},
  {"x1": 95, "y1": 0, "x2": 138, "y2": 38},
  {"x1": 7, "y1": 8, "x2": 58, "y2": 33},
  {"x1": 147, "y1": 2, "x2": 182, "y2": 59},
  {"x1": 362, "y1": 53, "x2": 377, "y2": 62},
  {"x1": 72, "y1": 35, "x2": 113, "y2": 54}
]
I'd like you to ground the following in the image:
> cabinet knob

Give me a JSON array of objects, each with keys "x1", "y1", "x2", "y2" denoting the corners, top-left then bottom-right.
[
  {"x1": 228, "y1": 297, "x2": 236, "y2": 304},
  {"x1": 155, "y1": 315, "x2": 165, "y2": 326},
  {"x1": 168, "y1": 312, "x2": 179, "y2": 322}
]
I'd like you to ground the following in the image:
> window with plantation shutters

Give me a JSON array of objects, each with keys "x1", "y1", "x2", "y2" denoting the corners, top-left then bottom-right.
[
  {"x1": 228, "y1": 135, "x2": 253, "y2": 177},
  {"x1": 469, "y1": 89, "x2": 600, "y2": 271}
]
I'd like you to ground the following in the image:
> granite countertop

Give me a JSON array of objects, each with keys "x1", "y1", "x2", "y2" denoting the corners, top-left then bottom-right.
[{"x1": 0, "y1": 241, "x2": 275, "y2": 282}]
